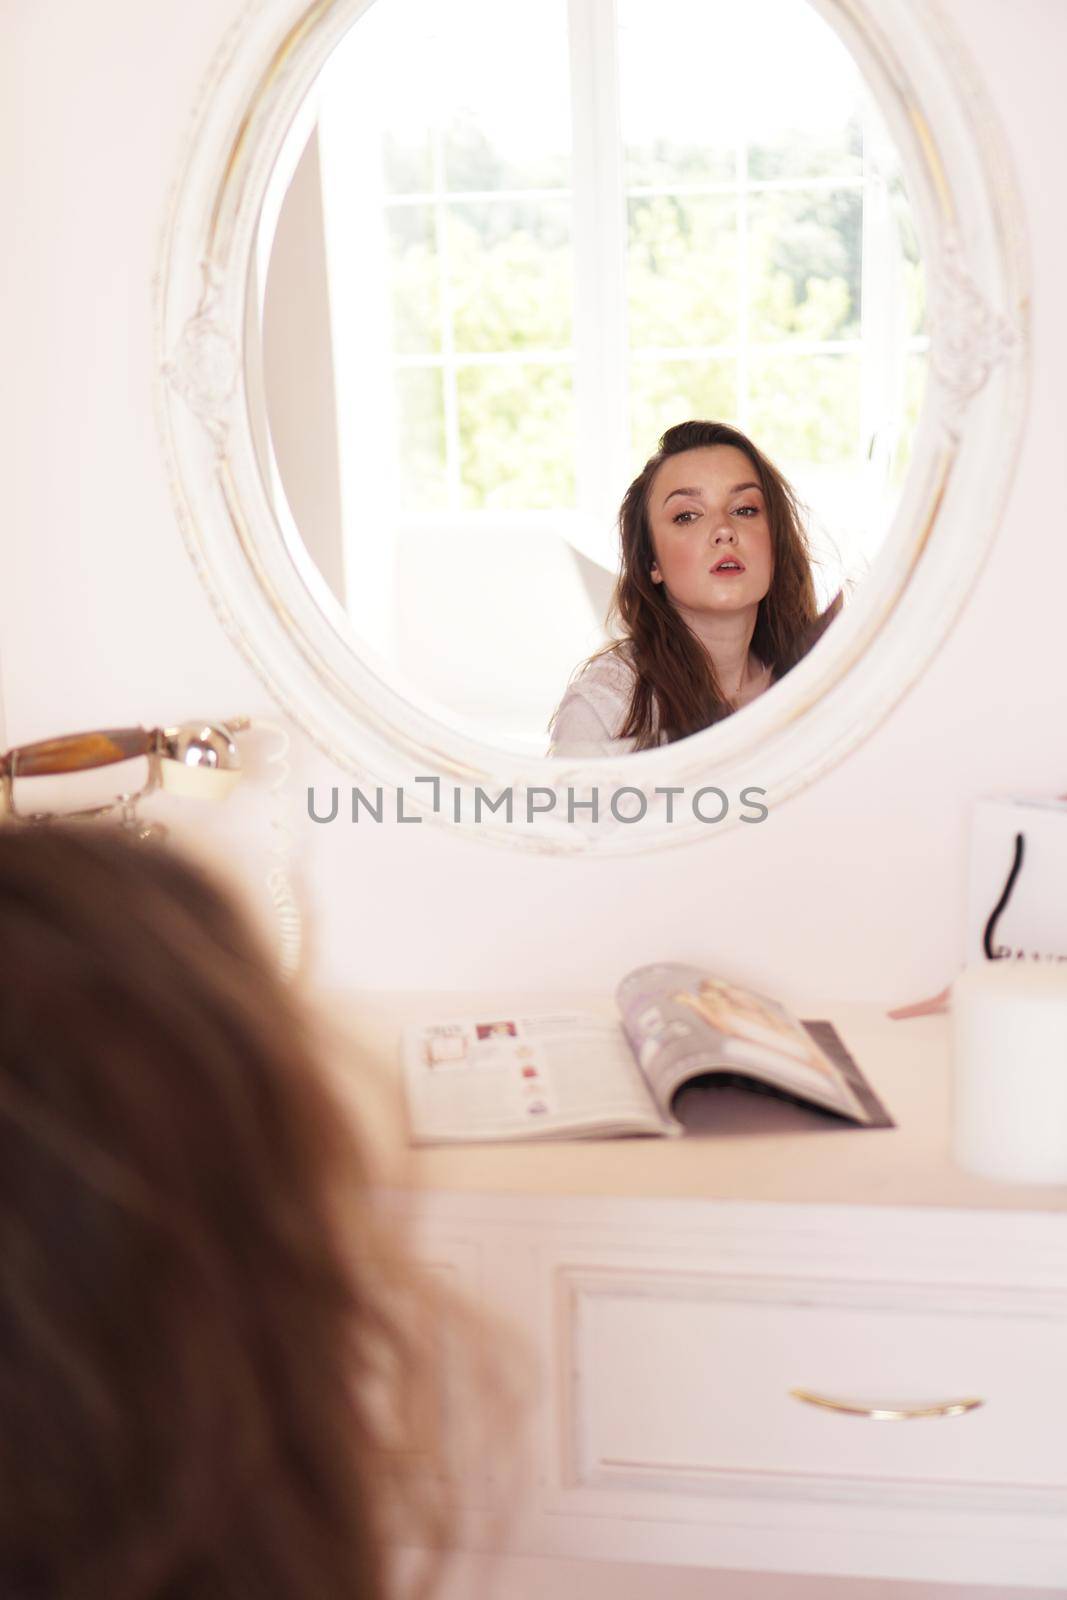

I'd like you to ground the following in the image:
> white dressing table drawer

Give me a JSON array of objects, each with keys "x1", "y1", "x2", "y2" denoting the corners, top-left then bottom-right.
[{"x1": 562, "y1": 1269, "x2": 1067, "y2": 1503}]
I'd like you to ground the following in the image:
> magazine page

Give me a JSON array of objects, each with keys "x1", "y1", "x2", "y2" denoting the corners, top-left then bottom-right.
[
  {"x1": 616, "y1": 964, "x2": 888, "y2": 1126},
  {"x1": 402, "y1": 1012, "x2": 675, "y2": 1145}
]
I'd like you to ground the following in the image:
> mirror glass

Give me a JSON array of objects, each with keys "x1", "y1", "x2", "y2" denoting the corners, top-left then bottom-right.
[{"x1": 249, "y1": 0, "x2": 927, "y2": 754}]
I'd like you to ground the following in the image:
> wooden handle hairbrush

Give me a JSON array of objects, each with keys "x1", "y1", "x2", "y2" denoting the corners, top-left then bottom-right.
[{"x1": 1, "y1": 728, "x2": 155, "y2": 779}]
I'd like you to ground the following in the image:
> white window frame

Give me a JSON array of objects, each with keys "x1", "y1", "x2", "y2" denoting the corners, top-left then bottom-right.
[{"x1": 316, "y1": 0, "x2": 930, "y2": 587}]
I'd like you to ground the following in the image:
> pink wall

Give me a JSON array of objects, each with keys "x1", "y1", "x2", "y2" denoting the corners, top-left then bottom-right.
[{"x1": 4, "y1": 0, "x2": 1066, "y2": 1006}]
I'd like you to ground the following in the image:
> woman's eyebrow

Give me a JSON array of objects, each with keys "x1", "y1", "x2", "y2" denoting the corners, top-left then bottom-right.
[{"x1": 662, "y1": 480, "x2": 761, "y2": 506}]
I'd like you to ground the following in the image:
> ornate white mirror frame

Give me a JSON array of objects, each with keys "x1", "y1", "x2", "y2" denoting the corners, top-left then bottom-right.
[{"x1": 157, "y1": 0, "x2": 1027, "y2": 856}]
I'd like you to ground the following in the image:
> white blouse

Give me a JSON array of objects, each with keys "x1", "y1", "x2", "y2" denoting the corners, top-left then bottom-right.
[
  {"x1": 548, "y1": 651, "x2": 651, "y2": 757},
  {"x1": 548, "y1": 648, "x2": 778, "y2": 756}
]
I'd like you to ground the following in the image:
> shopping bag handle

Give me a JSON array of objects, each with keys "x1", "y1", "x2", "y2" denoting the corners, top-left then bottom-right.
[{"x1": 983, "y1": 831, "x2": 1024, "y2": 960}]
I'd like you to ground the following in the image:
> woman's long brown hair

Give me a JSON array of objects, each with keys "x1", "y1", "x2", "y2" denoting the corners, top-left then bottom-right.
[
  {"x1": 0, "y1": 825, "x2": 486, "y2": 1600},
  {"x1": 597, "y1": 420, "x2": 840, "y2": 749}
]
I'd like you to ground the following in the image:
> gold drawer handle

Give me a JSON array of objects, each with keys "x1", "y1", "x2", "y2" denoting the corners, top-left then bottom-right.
[{"x1": 789, "y1": 1388, "x2": 984, "y2": 1421}]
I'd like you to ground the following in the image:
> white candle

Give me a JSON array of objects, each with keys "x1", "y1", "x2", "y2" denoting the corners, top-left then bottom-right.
[{"x1": 952, "y1": 961, "x2": 1067, "y2": 1183}]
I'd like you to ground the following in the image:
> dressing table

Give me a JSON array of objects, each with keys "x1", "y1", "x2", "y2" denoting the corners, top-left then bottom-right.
[{"x1": 319, "y1": 993, "x2": 1067, "y2": 1592}]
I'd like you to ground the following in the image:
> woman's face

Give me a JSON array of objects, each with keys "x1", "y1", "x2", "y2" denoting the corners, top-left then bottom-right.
[{"x1": 647, "y1": 445, "x2": 774, "y2": 619}]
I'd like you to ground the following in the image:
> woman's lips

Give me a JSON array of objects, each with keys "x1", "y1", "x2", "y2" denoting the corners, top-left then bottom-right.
[{"x1": 710, "y1": 559, "x2": 746, "y2": 573}]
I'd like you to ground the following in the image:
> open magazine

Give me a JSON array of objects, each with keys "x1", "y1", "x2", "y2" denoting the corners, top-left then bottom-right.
[{"x1": 402, "y1": 963, "x2": 894, "y2": 1145}]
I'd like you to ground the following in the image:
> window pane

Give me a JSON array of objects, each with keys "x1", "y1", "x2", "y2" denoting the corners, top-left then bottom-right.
[
  {"x1": 619, "y1": 0, "x2": 864, "y2": 187},
  {"x1": 629, "y1": 358, "x2": 738, "y2": 468},
  {"x1": 441, "y1": 0, "x2": 571, "y2": 190},
  {"x1": 340, "y1": 0, "x2": 435, "y2": 196},
  {"x1": 623, "y1": 138, "x2": 735, "y2": 191},
  {"x1": 891, "y1": 353, "x2": 928, "y2": 486},
  {"x1": 448, "y1": 202, "x2": 573, "y2": 353},
  {"x1": 387, "y1": 206, "x2": 440, "y2": 354},
  {"x1": 627, "y1": 196, "x2": 738, "y2": 348},
  {"x1": 748, "y1": 190, "x2": 862, "y2": 342},
  {"x1": 748, "y1": 114, "x2": 863, "y2": 184},
  {"x1": 457, "y1": 365, "x2": 575, "y2": 509},
  {"x1": 743, "y1": 1, "x2": 865, "y2": 182},
  {"x1": 383, "y1": 132, "x2": 434, "y2": 196},
  {"x1": 394, "y1": 367, "x2": 447, "y2": 510},
  {"x1": 748, "y1": 353, "x2": 861, "y2": 464},
  {"x1": 890, "y1": 174, "x2": 926, "y2": 338},
  {"x1": 351, "y1": 0, "x2": 571, "y2": 196},
  {"x1": 902, "y1": 256, "x2": 926, "y2": 342},
  {"x1": 619, "y1": 0, "x2": 736, "y2": 190},
  {"x1": 444, "y1": 108, "x2": 570, "y2": 194}
]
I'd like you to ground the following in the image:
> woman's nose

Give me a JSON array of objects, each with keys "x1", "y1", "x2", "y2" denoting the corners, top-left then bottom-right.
[{"x1": 713, "y1": 525, "x2": 737, "y2": 543}]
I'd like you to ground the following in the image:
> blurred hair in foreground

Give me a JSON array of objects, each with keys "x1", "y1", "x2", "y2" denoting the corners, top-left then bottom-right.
[{"x1": 0, "y1": 824, "x2": 520, "y2": 1600}]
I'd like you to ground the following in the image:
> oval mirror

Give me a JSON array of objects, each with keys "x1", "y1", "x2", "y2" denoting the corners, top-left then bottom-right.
[{"x1": 159, "y1": 0, "x2": 1026, "y2": 851}]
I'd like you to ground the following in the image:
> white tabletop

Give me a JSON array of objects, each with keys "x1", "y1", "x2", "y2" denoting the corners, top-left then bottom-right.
[{"x1": 311, "y1": 990, "x2": 1067, "y2": 1213}]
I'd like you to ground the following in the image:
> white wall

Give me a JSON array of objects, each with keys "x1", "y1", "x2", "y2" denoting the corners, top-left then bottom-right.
[{"x1": 4, "y1": 0, "x2": 1067, "y2": 1008}]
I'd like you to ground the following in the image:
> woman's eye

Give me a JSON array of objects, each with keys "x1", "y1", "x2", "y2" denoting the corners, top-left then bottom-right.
[
  {"x1": 673, "y1": 509, "x2": 700, "y2": 524},
  {"x1": 733, "y1": 504, "x2": 759, "y2": 517}
]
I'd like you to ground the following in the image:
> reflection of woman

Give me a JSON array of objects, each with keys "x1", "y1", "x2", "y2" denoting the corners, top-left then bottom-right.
[
  {"x1": 0, "y1": 826, "x2": 502, "y2": 1599},
  {"x1": 549, "y1": 420, "x2": 842, "y2": 756}
]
